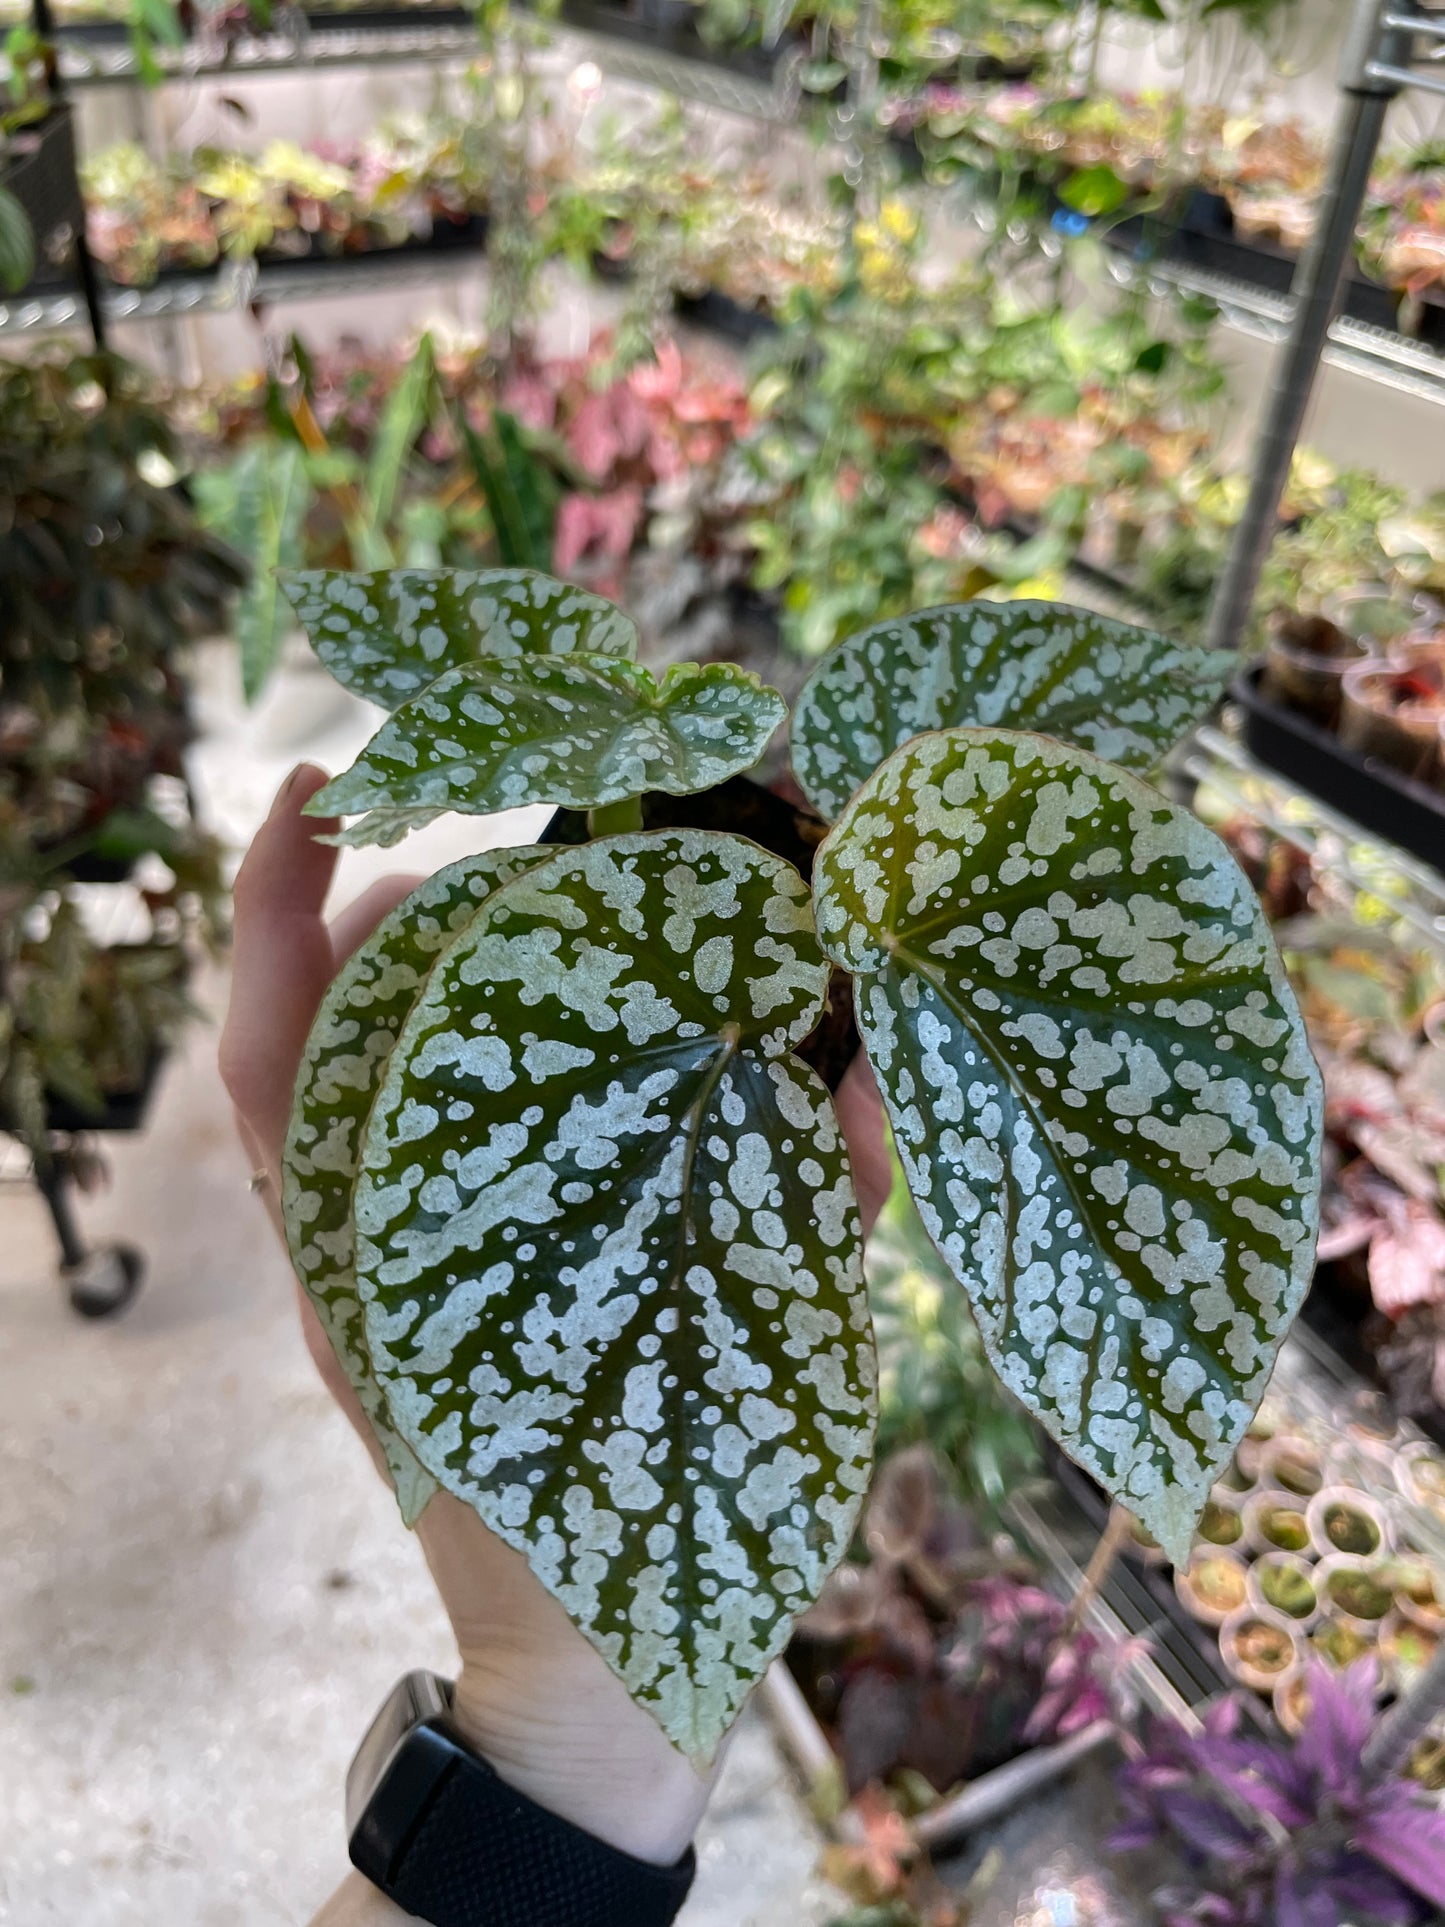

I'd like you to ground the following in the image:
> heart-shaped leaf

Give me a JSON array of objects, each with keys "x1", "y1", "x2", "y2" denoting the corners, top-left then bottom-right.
[
  {"x1": 282, "y1": 845, "x2": 550, "y2": 1524},
  {"x1": 354, "y1": 830, "x2": 877, "y2": 1759},
  {"x1": 309, "y1": 656, "x2": 788, "y2": 848},
  {"x1": 812, "y1": 729, "x2": 1322, "y2": 1565},
  {"x1": 281, "y1": 567, "x2": 638, "y2": 709},
  {"x1": 791, "y1": 600, "x2": 1232, "y2": 821}
]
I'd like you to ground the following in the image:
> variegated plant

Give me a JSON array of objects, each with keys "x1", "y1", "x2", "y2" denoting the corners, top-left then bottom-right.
[{"x1": 280, "y1": 570, "x2": 1323, "y2": 1765}]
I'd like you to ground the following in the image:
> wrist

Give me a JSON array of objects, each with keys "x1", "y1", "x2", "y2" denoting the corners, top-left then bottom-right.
[{"x1": 448, "y1": 1650, "x2": 710, "y2": 1867}]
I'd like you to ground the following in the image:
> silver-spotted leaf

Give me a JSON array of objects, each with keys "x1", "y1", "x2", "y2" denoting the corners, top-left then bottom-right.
[
  {"x1": 281, "y1": 845, "x2": 550, "y2": 1523},
  {"x1": 812, "y1": 729, "x2": 1322, "y2": 1565},
  {"x1": 792, "y1": 599, "x2": 1233, "y2": 821},
  {"x1": 309, "y1": 656, "x2": 788, "y2": 849},
  {"x1": 281, "y1": 567, "x2": 638, "y2": 709},
  {"x1": 354, "y1": 830, "x2": 877, "y2": 1759}
]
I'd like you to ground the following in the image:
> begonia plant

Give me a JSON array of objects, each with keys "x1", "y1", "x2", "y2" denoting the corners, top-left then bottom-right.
[{"x1": 278, "y1": 568, "x2": 1322, "y2": 1762}]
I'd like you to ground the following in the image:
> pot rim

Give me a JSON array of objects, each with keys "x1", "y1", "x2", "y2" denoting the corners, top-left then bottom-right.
[
  {"x1": 1218, "y1": 1603, "x2": 1303, "y2": 1693},
  {"x1": 1306, "y1": 1486, "x2": 1392, "y2": 1562},
  {"x1": 1241, "y1": 1487, "x2": 1314, "y2": 1558},
  {"x1": 1247, "y1": 1549, "x2": 1321, "y2": 1630},
  {"x1": 1174, "y1": 1549, "x2": 1251, "y2": 1628}
]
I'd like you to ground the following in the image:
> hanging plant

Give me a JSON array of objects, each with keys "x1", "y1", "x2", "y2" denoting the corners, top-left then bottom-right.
[{"x1": 279, "y1": 568, "x2": 1322, "y2": 1763}]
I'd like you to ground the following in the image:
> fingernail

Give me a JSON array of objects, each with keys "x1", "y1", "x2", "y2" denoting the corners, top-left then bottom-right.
[{"x1": 274, "y1": 763, "x2": 320, "y2": 810}]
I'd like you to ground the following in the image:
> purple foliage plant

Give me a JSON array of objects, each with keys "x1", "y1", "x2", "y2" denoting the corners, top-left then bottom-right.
[{"x1": 1110, "y1": 1659, "x2": 1445, "y2": 1926}]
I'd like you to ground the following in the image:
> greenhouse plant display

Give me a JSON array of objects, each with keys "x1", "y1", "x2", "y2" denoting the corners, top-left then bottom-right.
[
  {"x1": 785, "y1": 1443, "x2": 1122, "y2": 1802},
  {"x1": 274, "y1": 563, "x2": 1323, "y2": 1762},
  {"x1": 197, "y1": 327, "x2": 756, "y2": 698},
  {"x1": 1, "y1": 351, "x2": 234, "y2": 1311}
]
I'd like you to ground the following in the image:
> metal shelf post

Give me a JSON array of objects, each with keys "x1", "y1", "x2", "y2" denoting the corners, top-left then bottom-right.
[{"x1": 1204, "y1": 0, "x2": 1444, "y2": 652}]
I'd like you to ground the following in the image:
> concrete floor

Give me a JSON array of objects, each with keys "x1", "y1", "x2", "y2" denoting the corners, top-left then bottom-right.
[{"x1": 0, "y1": 641, "x2": 840, "y2": 1927}]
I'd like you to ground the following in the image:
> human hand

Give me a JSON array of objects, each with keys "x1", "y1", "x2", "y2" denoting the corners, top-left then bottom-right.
[{"x1": 219, "y1": 765, "x2": 892, "y2": 1872}]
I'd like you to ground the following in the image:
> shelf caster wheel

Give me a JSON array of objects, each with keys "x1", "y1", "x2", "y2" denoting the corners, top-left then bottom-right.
[{"x1": 64, "y1": 1244, "x2": 145, "y2": 1319}]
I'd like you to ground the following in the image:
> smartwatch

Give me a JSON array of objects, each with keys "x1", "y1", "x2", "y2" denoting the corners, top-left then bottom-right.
[{"x1": 345, "y1": 1672, "x2": 697, "y2": 1927}]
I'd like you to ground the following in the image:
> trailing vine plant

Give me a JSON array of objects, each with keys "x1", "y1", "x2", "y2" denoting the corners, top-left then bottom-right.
[{"x1": 280, "y1": 570, "x2": 1323, "y2": 1763}]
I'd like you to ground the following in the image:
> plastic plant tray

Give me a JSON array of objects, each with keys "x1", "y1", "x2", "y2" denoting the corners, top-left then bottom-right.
[{"x1": 1232, "y1": 664, "x2": 1445, "y2": 878}]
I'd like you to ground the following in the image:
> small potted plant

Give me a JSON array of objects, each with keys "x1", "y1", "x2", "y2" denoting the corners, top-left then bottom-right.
[
  {"x1": 1312, "y1": 1617, "x2": 1376, "y2": 1671},
  {"x1": 1175, "y1": 1551, "x2": 1250, "y2": 1628},
  {"x1": 1111, "y1": 1663, "x2": 1445, "y2": 1923},
  {"x1": 1318, "y1": 1557, "x2": 1396, "y2": 1632},
  {"x1": 1379, "y1": 1615, "x2": 1439, "y2": 1690},
  {"x1": 1260, "y1": 1434, "x2": 1325, "y2": 1498},
  {"x1": 1395, "y1": 1441, "x2": 1445, "y2": 1513},
  {"x1": 1272, "y1": 1660, "x2": 1312, "y2": 1735},
  {"x1": 1248, "y1": 1551, "x2": 1319, "y2": 1626},
  {"x1": 1218, "y1": 1606, "x2": 1302, "y2": 1692},
  {"x1": 1196, "y1": 1497, "x2": 1244, "y2": 1549},
  {"x1": 1339, "y1": 655, "x2": 1444, "y2": 784},
  {"x1": 1308, "y1": 1488, "x2": 1390, "y2": 1560},
  {"x1": 1262, "y1": 610, "x2": 1369, "y2": 728},
  {"x1": 1392, "y1": 1555, "x2": 1445, "y2": 1635},
  {"x1": 1243, "y1": 1490, "x2": 1312, "y2": 1555},
  {"x1": 773, "y1": 1445, "x2": 1126, "y2": 1851}
]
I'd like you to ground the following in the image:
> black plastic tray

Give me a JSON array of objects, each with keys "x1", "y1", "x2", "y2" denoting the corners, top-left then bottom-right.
[
  {"x1": 95, "y1": 213, "x2": 489, "y2": 298},
  {"x1": 1232, "y1": 664, "x2": 1445, "y2": 876},
  {"x1": 1106, "y1": 191, "x2": 1408, "y2": 336}
]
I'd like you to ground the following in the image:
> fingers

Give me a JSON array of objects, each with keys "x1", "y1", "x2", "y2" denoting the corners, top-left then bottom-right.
[
  {"x1": 835, "y1": 1050, "x2": 893, "y2": 1237},
  {"x1": 329, "y1": 874, "x2": 424, "y2": 969},
  {"x1": 219, "y1": 765, "x2": 339, "y2": 1169}
]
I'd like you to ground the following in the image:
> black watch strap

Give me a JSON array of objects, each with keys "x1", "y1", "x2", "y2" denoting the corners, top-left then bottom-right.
[
  {"x1": 387, "y1": 1754, "x2": 696, "y2": 1927},
  {"x1": 348, "y1": 1677, "x2": 695, "y2": 1927}
]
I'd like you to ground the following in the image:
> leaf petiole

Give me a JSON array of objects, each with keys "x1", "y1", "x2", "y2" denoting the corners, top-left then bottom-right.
[{"x1": 587, "y1": 795, "x2": 645, "y2": 838}]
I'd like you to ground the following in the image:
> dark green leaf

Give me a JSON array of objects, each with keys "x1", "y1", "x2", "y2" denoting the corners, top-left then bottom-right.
[
  {"x1": 460, "y1": 407, "x2": 558, "y2": 570},
  {"x1": 283, "y1": 845, "x2": 550, "y2": 1525},
  {"x1": 281, "y1": 567, "x2": 638, "y2": 709},
  {"x1": 364, "y1": 334, "x2": 436, "y2": 547},
  {"x1": 791, "y1": 599, "x2": 1233, "y2": 821},
  {"x1": 813, "y1": 728, "x2": 1323, "y2": 1563},
  {"x1": 355, "y1": 831, "x2": 877, "y2": 1757},
  {"x1": 1059, "y1": 165, "x2": 1131, "y2": 218},
  {"x1": 196, "y1": 440, "x2": 309, "y2": 701},
  {"x1": 0, "y1": 187, "x2": 34, "y2": 295},
  {"x1": 310, "y1": 655, "x2": 787, "y2": 848}
]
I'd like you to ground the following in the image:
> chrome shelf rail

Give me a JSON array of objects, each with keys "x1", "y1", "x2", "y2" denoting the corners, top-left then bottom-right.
[
  {"x1": 0, "y1": 243, "x2": 484, "y2": 334},
  {"x1": 1106, "y1": 249, "x2": 1445, "y2": 409},
  {"x1": 1176, "y1": 719, "x2": 1445, "y2": 963}
]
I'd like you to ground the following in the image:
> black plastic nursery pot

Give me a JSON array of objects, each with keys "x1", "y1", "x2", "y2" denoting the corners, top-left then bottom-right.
[
  {"x1": 1232, "y1": 664, "x2": 1445, "y2": 876},
  {"x1": 671, "y1": 285, "x2": 779, "y2": 344},
  {"x1": 0, "y1": 1047, "x2": 168, "y2": 1141},
  {"x1": 2, "y1": 105, "x2": 85, "y2": 296},
  {"x1": 40, "y1": 1048, "x2": 167, "y2": 1135}
]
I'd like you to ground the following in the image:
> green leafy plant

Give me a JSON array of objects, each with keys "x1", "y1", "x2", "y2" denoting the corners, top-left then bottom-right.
[
  {"x1": 0, "y1": 352, "x2": 231, "y2": 1152},
  {"x1": 279, "y1": 566, "x2": 1322, "y2": 1762}
]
